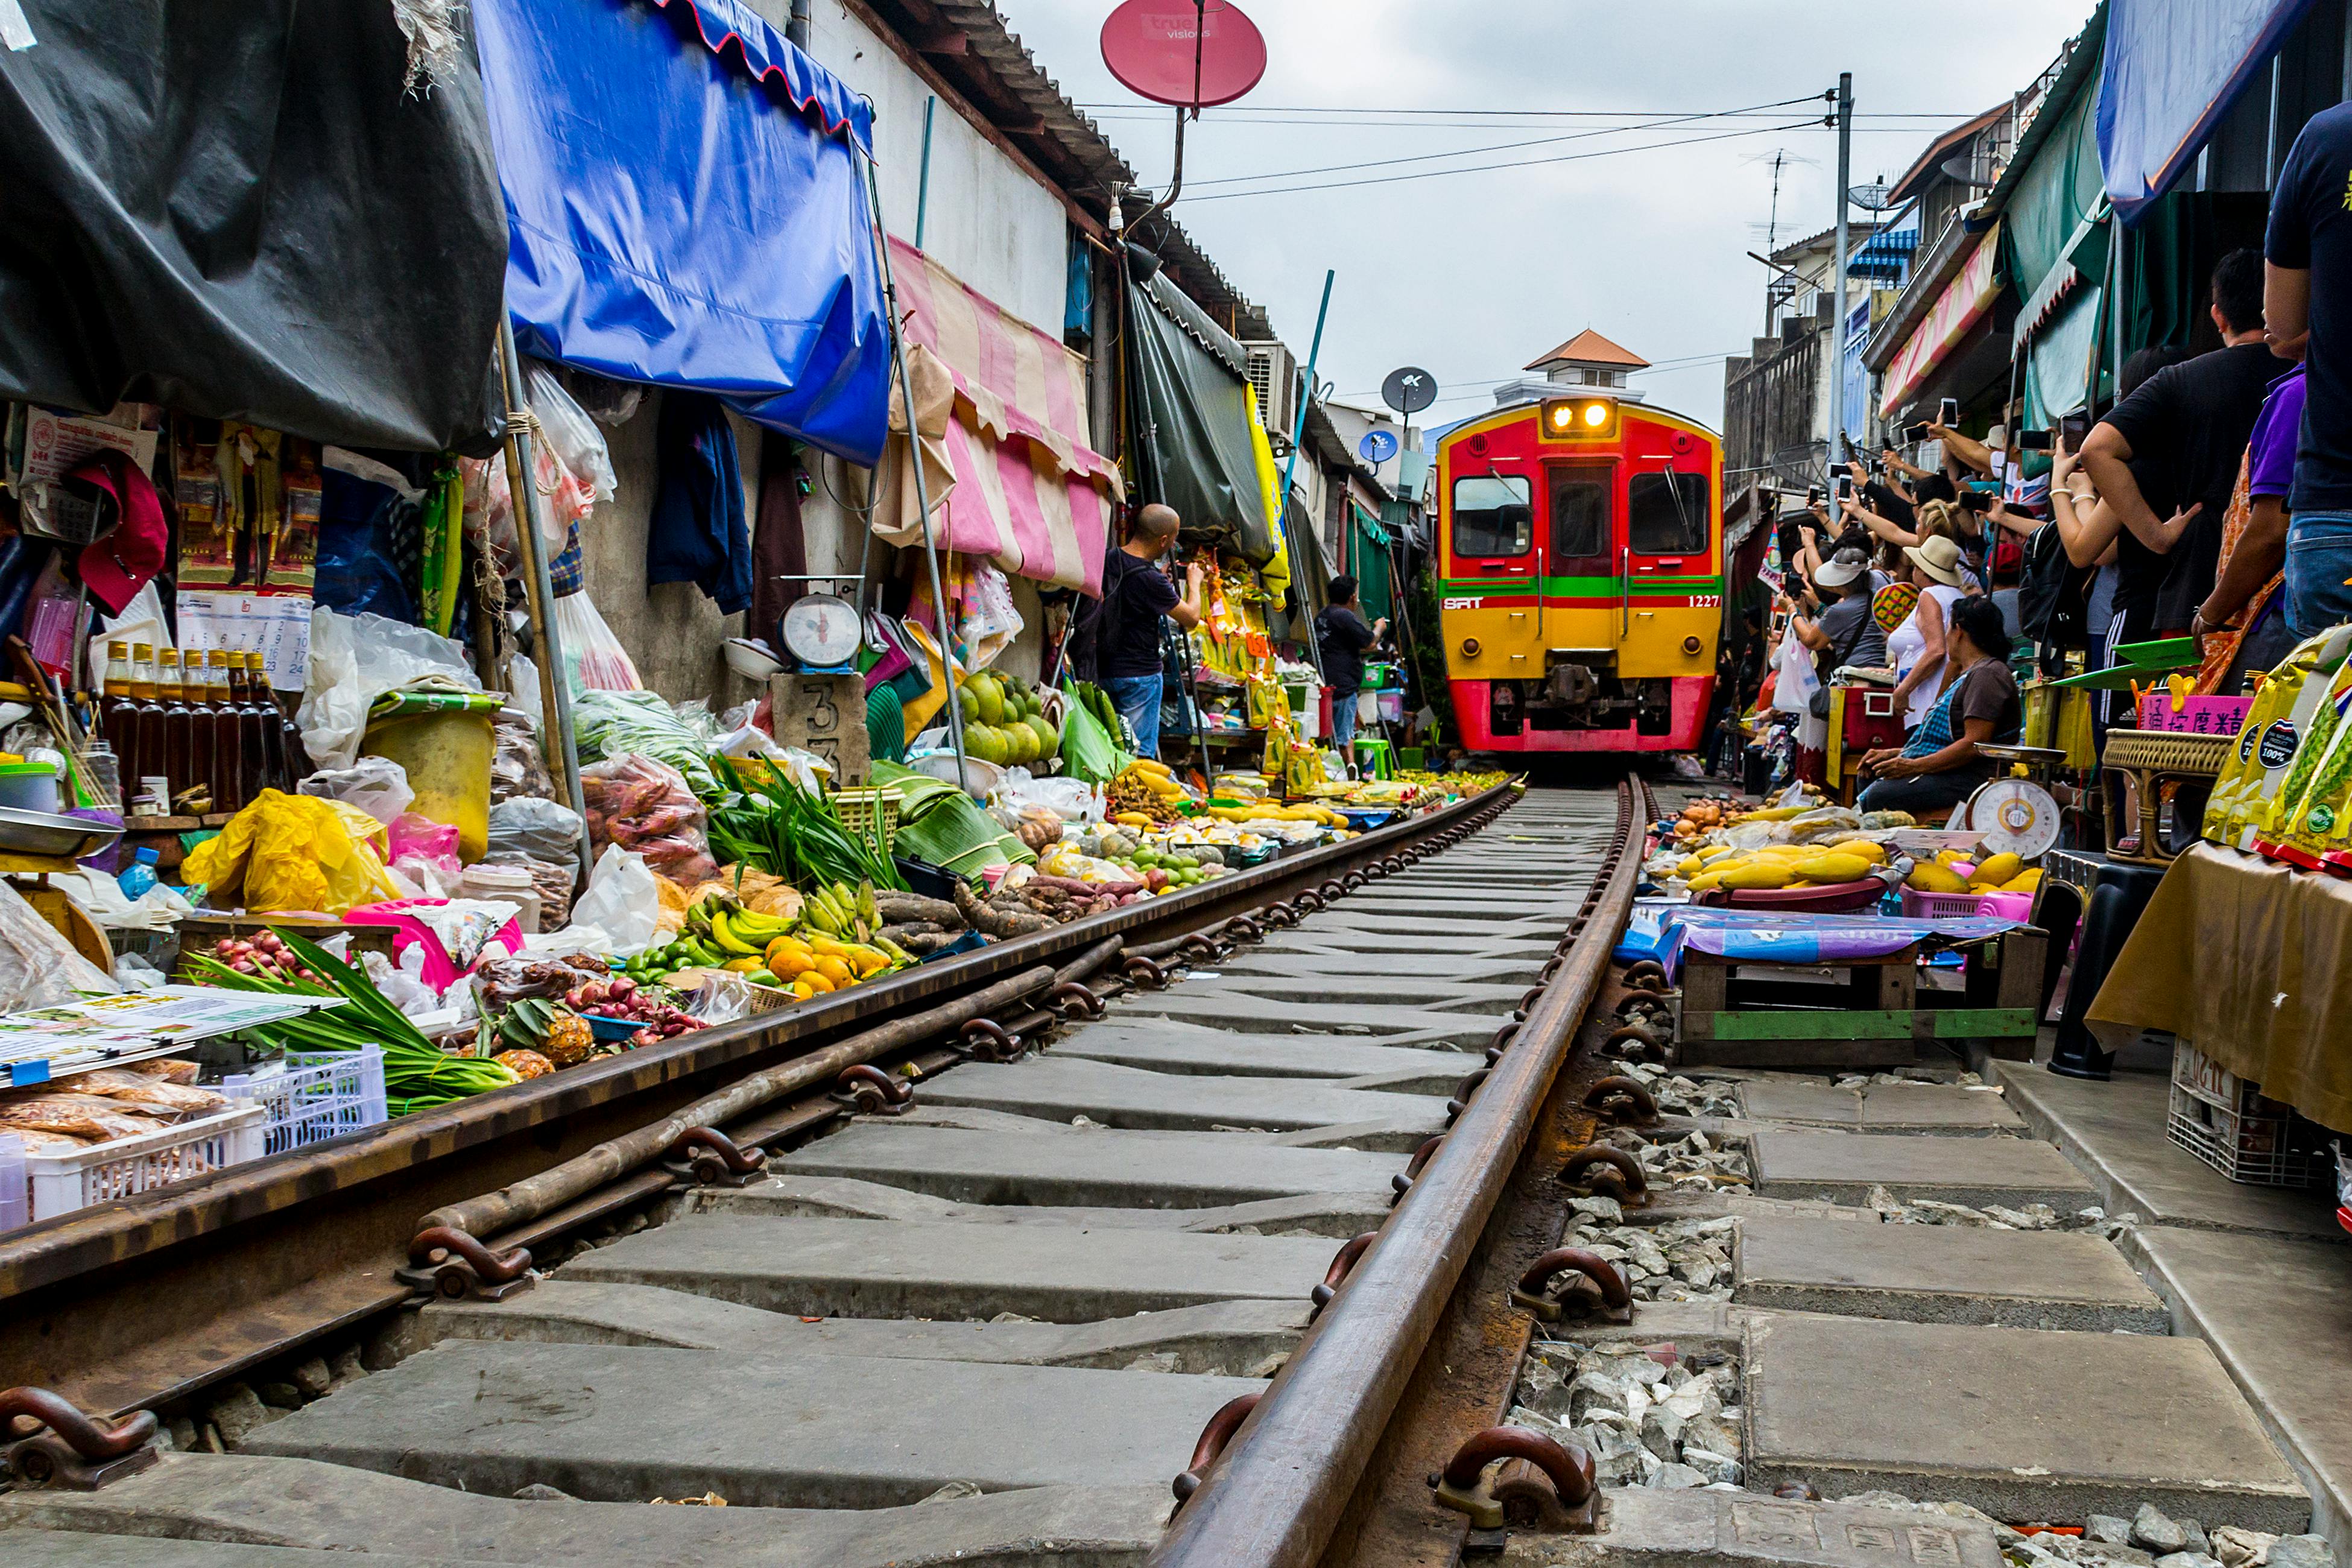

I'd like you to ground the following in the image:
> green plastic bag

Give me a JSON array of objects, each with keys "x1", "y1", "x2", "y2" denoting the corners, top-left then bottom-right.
[{"x1": 1057, "y1": 690, "x2": 1124, "y2": 783}]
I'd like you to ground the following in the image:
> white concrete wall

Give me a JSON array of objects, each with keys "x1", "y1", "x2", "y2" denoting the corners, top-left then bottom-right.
[{"x1": 578, "y1": 0, "x2": 1084, "y2": 707}]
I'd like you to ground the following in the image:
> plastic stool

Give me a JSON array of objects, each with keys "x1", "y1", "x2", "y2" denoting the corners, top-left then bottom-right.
[
  {"x1": 2045, "y1": 861, "x2": 2166, "y2": 1080},
  {"x1": 1351, "y1": 736, "x2": 1394, "y2": 780}
]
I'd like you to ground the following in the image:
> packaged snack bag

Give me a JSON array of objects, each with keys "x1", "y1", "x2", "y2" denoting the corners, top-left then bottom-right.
[{"x1": 2218, "y1": 627, "x2": 2352, "y2": 849}]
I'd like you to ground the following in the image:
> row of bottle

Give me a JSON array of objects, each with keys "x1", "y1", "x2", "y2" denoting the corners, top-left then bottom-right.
[{"x1": 98, "y1": 642, "x2": 310, "y2": 817}]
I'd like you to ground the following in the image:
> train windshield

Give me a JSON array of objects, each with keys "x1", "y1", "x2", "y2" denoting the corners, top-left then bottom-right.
[
  {"x1": 1452, "y1": 474, "x2": 1532, "y2": 557},
  {"x1": 1548, "y1": 472, "x2": 1611, "y2": 566},
  {"x1": 1627, "y1": 471, "x2": 1711, "y2": 554}
]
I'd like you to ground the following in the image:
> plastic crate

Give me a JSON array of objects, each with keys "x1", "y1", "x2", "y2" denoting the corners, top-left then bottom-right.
[
  {"x1": 1898, "y1": 887, "x2": 2034, "y2": 921},
  {"x1": 2166, "y1": 1040, "x2": 2329, "y2": 1187},
  {"x1": 26, "y1": 1104, "x2": 267, "y2": 1221},
  {"x1": 221, "y1": 1047, "x2": 388, "y2": 1157},
  {"x1": 832, "y1": 786, "x2": 903, "y2": 839}
]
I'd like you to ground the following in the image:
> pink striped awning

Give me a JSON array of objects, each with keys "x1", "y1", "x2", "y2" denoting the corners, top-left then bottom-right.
[{"x1": 876, "y1": 239, "x2": 1121, "y2": 594}]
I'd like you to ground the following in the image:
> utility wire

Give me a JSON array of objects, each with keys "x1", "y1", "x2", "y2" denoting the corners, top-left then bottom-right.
[
  {"x1": 1077, "y1": 102, "x2": 1979, "y2": 120},
  {"x1": 1186, "y1": 94, "x2": 1818, "y2": 189},
  {"x1": 1189, "y1": 119, "x2": 1821, "y2": 201}
]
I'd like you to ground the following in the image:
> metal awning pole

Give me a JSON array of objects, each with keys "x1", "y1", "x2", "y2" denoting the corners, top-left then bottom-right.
[
  {"x1": 494, "y1": 317, "x2": 592, "y2": 888},
  {"x1": 860, "y1": 144, "x2": 968, "y2": 788},
  {"x1": 1279, "y1": 271, "x2": 1333, "y2": 688}
]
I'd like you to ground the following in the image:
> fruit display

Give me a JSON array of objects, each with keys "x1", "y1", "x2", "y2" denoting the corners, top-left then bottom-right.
[
  {"x1": 761, "y1": 929, "x2": 903, "y2": 1000},
  {"x1": 955, "y1": 671, "x2": 1061, "y2": 769},
  {"x1": 1108, "y1": 758, "x2": 1187, "y2": 823},
  {"x1": 1904, "y1": 849, "x2": 2041, "y2": 896},
  {"x1": 1394, "y1": 768, "x2": 1511, "y2": 794}
]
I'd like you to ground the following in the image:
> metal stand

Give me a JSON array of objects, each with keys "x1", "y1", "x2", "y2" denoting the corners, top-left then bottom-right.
[
  {"x1": 493, "y1": 318, "x2": 593, "y2": 888},
  {"x1": 859, "y1": 146, "x2": 969, "y2": 789}
]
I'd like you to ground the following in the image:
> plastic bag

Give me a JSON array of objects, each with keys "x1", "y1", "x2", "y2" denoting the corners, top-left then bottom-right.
[
  {"x1": 62, "y1": 869, "x2": 194, "y2": 933},
  {"x1": 181, "y1": 792, "x2": 400, "y2": 915},
  {"x1": 300, "y1": 757, "x2": 416, "y2": 826},
  {"x1": 485, "y1": 797, "x2": 584, "y2": 862},
  {"x1": 573, "y1": 689, "x2": 720, "y2": 797},
  {"x1": 299, "y1": 606, "x2": 482, "y2": 773},
  {"x1": 566, "y1": 844, "x2": 662, "y2": 956},
  {"x1": 580, "y1": 753, "x2": 718, "y2": 886},
  {"x1": 490, "y1": 708, "x2": 554, "y2": 803},
  {"x1": 1055, "y1": 692, "x2": 1120, "y2": 785},
  {"x1": 0, "y1": 879, "x2": 119, "y2": 1008},
  {"x1": 996, "y1": 774, "x2": 1104, "y2": 823},
  {"x1": 552, "y1": 590, "x2": 643, "y2": 694},
  {"x1": 524, "y1": 361, "x2": 617, "y2": 507},
  {"x1": 388, "y1": 813, "x2": 461, "y2": 873}
]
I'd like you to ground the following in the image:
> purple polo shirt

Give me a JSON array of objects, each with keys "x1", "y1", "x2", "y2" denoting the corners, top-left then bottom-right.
[{"x1": 2249, "y1": 366, "x2": 2308, "y2": 501}]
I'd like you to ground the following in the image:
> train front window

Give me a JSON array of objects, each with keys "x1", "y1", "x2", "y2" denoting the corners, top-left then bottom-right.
[
  {"x1": 1451, "y1": 475, "x2": 1532, "y2": 558},
  {"x1": 1627, "y1": 471, "x2": 1710, "y2": 555},
  {"x1": 1548, "y1": 473, "x2": 1610, "y2": 566}
]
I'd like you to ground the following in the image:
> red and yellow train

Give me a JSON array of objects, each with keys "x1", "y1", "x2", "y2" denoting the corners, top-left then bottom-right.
[{"x1": 1434, "y1": 391, "x2": 1723, "y2": 754}]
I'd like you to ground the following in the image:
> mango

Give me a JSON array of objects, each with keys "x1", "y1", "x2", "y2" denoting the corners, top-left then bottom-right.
[
  {"x1": 1825, "y1": 839, "x2": 1887, "y2": 865},
  {"x1": 1686, "y1": 869, "x2": 1728, "y2": 893},
  {"x1": 1719, "y1": 860, "x2": 1797, "y2": 890},
  {"x1": 1791, "y1": 853, "x2": 1873, "y2": 884},
  {"x1": 1967, "y1": 853, "x2": 2024, "y2": 889},
  {"x1": 2000, "y1": 868, "x2": 2044, "y2": 893},
  {"x1": 1906, "y1": 862, "x2": 1968, "y2": 894}
]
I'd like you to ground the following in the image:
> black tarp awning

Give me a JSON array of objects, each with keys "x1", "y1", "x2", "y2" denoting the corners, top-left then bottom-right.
[
  {"x1": 1124, "y1": 273, "x2": 1276, "y2": 567},
  {"x1": 0, "y1": 0, "x2": 507, "y2": 451}
]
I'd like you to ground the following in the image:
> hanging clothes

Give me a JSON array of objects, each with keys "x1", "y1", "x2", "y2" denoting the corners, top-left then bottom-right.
[{"x1": 648, "y1": 393, "x2": 752, "y2": 617}]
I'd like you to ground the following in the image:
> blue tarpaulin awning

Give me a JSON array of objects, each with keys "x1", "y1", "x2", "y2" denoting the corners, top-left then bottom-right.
[
  {"x1": 2095, "y1": 0, "x2": 2318, "y2": 225},
  {"x1": 473, "y1": 0, "x2": 892, "y2": 464}
]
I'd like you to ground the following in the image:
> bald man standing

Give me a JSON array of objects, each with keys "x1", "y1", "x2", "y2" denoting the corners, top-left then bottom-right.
[{"x1": 1100, "y1": 502, "x2": 1204, "y2": 757}]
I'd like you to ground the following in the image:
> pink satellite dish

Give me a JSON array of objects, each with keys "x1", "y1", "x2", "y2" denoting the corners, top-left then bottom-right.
[{"x1": 1099, "y1": 0, "x2": 1268, "y2": 109}]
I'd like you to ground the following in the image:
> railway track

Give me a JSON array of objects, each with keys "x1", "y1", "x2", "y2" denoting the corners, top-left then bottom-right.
[
  {"x1": 0, "y1": 778, "x2": 1658, "y2": 1567},
  {"x1": 4, "y1": 776, "x2": 2333, "y2": 1568}
]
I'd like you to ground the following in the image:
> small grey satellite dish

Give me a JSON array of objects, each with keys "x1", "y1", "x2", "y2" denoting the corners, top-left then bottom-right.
[{"x1": 1382, "y1": 366, "x2": 1437, "y2": 416}]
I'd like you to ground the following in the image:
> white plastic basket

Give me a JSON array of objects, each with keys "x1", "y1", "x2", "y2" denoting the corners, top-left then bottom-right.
[
  {"x1": 222, "y1": 1047, "x2": 388, "y2": 1156},
  {"x1": 26, "y1": 1104, "x2": 267, "y2": 1221},
  {"x1": 2166, "y1": 1040, "x2": 2328, "y2": 1187}
]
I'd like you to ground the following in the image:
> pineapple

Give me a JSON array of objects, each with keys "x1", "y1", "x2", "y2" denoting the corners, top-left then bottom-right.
[{"x1": 497, "y1": 999, "x2": 594, "y2": 1069}]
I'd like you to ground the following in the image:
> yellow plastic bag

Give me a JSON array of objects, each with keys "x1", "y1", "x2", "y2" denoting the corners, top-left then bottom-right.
[{"x1": 181, "y1": 791, "x2": 400, "y2": 915}]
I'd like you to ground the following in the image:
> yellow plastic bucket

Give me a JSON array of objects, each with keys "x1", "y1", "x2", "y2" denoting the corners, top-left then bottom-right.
[{"x1": 363, "y1": 684, "x2": 500, "y2": 862}]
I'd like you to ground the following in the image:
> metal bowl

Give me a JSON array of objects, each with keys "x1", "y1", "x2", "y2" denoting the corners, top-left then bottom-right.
[{"x1": 0, "y1": 806, "x2": 125, "y2": 859}]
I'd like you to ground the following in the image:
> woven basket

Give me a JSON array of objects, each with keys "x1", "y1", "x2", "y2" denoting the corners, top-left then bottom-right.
[{"x1": 2101, "y1": 729, "x2": 2231, "y2": 778}]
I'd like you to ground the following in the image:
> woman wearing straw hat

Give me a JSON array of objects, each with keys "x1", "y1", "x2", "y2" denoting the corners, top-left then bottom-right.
[{"x1": 1883, "y1": 534, "x2": 1970, "y2": 732}]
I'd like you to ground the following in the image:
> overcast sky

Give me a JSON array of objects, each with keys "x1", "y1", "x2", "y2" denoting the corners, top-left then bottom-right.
[{"x1": 1001, "y1": 0, "x2": 2093, "y2": 431}]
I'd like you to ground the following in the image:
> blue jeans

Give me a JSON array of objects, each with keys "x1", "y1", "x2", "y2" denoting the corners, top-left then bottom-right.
[
  {"x1": 1330, "y1": 688, "x2": 1359, "y2": 752},
  {"x1": 2286, "y1": 512, "x2": 2352, "y2": 637},
  {"x1": 1105, "y1": 673, "x2": 1163, "y2": 757}
]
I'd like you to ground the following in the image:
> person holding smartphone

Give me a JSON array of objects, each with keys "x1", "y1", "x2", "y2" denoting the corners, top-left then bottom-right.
[{"x1": 1098, "y1": 503, "x2": 1205, "y2": 757}]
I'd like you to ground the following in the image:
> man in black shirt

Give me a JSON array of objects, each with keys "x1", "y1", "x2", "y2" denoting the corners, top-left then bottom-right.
[
  {"x1": 1097, "y1": 503, "x2": 1203, "y2": 757},
  {"x1": 2266, "y1": 102, "x2": 2352, "y2": 636},
  {"x1": 2080, "y1": 250, "x2": 2283, "y2": 639},
  {"x1": 1314, "y1": 574, "x2": 1386, "y2": 753}
]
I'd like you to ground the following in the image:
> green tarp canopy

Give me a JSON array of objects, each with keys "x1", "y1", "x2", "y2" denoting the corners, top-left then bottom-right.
[
  {"x1": 1124, "y1": 273, "x2": 1277, "y2": 566},
  {"x1": 1351, "y1": 501, "x2": 1394, "y2": 625}
]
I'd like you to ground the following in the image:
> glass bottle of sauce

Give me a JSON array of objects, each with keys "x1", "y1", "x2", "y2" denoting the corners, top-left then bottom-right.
[
  {"x1": 268, "y1": 654, "x2": 312, "y2": 789},
  {"x1": 201, "y1": 651, "x2": 235, "y2": 812},
  {"x1": 129, "y1": 644, "x2": 165, "y2": 809},
  {"x1": 156, "y1": 649, "x2": 190, "y2": 811},
  {"x1": 226, "y1": 651, "x2": 266, "y2": 803},
  {"x1": 101, "y1": 641, "x2": 142, "y2": 790}
]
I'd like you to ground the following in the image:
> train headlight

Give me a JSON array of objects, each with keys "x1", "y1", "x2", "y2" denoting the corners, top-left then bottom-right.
[
  {"x1": 1541, "y1": 398, "x2": 1616, "y2": 438},
  {"x1": 1461, "y1": 637, "x2": 1481, "y2": 658}
]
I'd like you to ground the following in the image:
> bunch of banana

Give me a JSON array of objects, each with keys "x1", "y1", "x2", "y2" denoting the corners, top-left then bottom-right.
[
  {"x1": 1206, "y1": 801, "x2": 1345, "y2": 827},
  {"x1": 703, "y1": 898, "x2": 801, "y2": 959},
  {"x1": 1683, "y1": 838, "x2": 1892, "y2": 893},
  {"x1": 801, "y1": 879, "x2": 881, "y2": 942}
]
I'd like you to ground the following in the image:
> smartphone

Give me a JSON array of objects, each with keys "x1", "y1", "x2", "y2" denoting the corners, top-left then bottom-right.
[
  {"x1": 2059, "y1": 412, "x2": 2090, "y2": 452},
  {"x1": 1806, "y1": 485, "x2": 1822, "y2": 506},
  {"x1": 1939, "y1": 397, "x2": 1960, "y2": 427},
  {"x1": 1905, "y1": 422, "x2": 1933, "y2": 442},
  {"x1": 1835, "y1": 474, "x2": 1854, "y2": 501},
  {"x1": 2016, "y1": 429, "x2": 2055, "y2": 451}
]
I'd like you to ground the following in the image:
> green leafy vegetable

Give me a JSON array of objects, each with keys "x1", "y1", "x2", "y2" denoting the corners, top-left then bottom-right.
[{"x1": 707, "y1": 757, "x2": 906, "y2": 892}]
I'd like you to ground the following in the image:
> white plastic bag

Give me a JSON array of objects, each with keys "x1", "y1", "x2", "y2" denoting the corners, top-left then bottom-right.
[
  {"x1": 994, "y1": 774, "x2": 1105, "y2": 823},
  {"x1": 551, "y1": 591, "x2": 643, "y2": 694},
  {"x1": 61, "y1": 870, "x2": 194, "y2": 932},
  {"x1": 300, "y1": 757, "x2": 416, "y2": 826},
  {"x1": 299, "y1": 607, "x2": 482, "y2": 771},
  {"x1": 564, "y1": 844, "x2": 662, "y2": 956},
  {"x1": 0, "y1": 879, "x2": 118, "y2": 1008},
  {"x1": 485, "y1": 797, "x2": 584, "y2": 862},
  {"x1": 524, "y1": 361, "x2": 618, "y2": 506}
]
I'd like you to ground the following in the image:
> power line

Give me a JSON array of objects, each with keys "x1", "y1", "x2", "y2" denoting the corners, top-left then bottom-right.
[
  {"x1": 1187, "y1": 95, "x2": 1818, "y2": 190},
  {"x1": 1189, "y1": 119, "x2": 1821, "y2": 201},
  {"x1": 1336, "y1": 351, "x2": 1740, "y2": 402},
  {"x1": 1076, "y1": 101, "x2": 1979, "y2": 120}
]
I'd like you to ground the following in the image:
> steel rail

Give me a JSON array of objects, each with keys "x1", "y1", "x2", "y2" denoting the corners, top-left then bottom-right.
[
  {"x1": 0, "y1": 783, "x2": 1517, "y2": 1418},
  {"x1": 1146, "y1": 776, "x2": 1642, "y2": 1568}
]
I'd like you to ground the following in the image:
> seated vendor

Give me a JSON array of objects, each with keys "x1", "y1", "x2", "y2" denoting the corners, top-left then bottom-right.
[{"x1": 1856, "y1": 596, "x2": 2021, "y2": 817}]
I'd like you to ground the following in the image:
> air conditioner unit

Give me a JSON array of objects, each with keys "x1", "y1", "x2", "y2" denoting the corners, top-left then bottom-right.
[{"x1": 1244, "y1": 340, "x2": 1300, "y2": 452}]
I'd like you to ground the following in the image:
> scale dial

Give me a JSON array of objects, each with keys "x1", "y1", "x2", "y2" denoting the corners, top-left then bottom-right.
[{"x1": 779, "y1": 593, "x2": 862, "y2": 669}]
